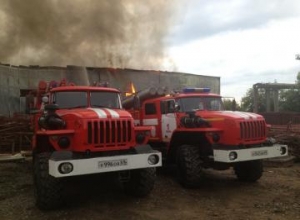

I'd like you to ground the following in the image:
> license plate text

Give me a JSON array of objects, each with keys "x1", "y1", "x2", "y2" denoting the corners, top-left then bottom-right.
[
  {"x1": 251, "y1": 150, "x2": 268, "y2": 157},
  {"x1": 98, "y1": 159, "x2": 128, "y2": 169}
]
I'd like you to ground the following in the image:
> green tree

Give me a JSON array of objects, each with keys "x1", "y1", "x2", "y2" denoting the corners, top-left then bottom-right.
[
  {"x1": 223, "y1": 98, "x2": 240, "y2": 111},
  {"x1": 241, "y1": 72, "x2": 300, "y2": 113},
  {"x1": 279, "y1": 72, "x2": 300, "y2": 112},
  {"x1": 240, "y1": 88, "x2": 267, "y2": 112}
]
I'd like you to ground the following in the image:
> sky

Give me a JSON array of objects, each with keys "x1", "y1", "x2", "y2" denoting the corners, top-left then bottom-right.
[
  {"x1": 164, "y1": 0, "x2": 300, "y2": 102},
  {"x1": 1, "y1": 0, "x2": 300, "y2": 103}
]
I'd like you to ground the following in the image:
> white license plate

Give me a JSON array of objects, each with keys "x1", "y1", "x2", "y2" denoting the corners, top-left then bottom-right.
[
  {"x1": 98, "y1": 159, "x2": 128, "y2": 169},
  {"x1": 251, "y1": 150, "x2": 268, "y2": 157}
]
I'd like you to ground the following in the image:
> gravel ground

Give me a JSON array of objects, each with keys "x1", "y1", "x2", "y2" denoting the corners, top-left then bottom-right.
[{"x1": 0, "y1": 159, "x2": 300, "y2": 220}]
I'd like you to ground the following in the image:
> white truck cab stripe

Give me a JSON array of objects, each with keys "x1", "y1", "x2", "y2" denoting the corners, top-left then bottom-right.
[
  {"x1": 104, "y1": 108, "x2": 120, "y2": 118},
  {"x1": 88, "y1": 108, "x2": 107, "y2": 118},
  {"x1": 143, "y1": 118, "x2": 159, "y2": 125}
]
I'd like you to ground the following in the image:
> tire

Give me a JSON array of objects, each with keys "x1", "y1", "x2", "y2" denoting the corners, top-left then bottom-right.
[
  {"x1": 33, "y1": 152, "x2": 63, "y2": 210},
  {"x1": 177, "y1": 145, "x2": 203, "y2": 188},
  {"x1": 234, "y1": 160, "x2": 263, "y2": 182},
  {"x1": 124, "y1": 168, "x2": 156, "y2": 197}
]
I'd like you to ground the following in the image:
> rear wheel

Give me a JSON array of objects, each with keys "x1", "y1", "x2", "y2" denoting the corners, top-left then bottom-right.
[
  {"x1": 177, "y1": 145, "x2": 203, "y2": 188},
  {"x1": 123, "y1": 168, "x2": 156, "y2": 197},
  {"x1": 234, "y1": 160, "x2": 263, "y2": 182},
  {"x1": 33, "y1": 152, "x2": 63, "y2": 210}
]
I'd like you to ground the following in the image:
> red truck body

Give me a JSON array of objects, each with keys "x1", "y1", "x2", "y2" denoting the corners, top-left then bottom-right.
[
  {"x1": 29, "y1": 80, "x2": 161, "y2": 210},
  {"x1": 123, "y1": 87, "x2": 288, "y2": 187}
]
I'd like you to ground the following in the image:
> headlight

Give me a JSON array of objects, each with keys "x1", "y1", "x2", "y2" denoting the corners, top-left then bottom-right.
[
  {"x1": 229, "y1": 151, "x2": 238, "y2": 161},
  {"x1": 58, "y1": 137, "x2": 71, "y2": 149},
  {"x1": 280, "y1": 146, "x2": 287, "y2": 155},
  {"x1": 148, "y1": 154, "x2": 159, "y2": 165},
  {"x1": 58, "y1": 162, "x2": 73, "y2": 174}
]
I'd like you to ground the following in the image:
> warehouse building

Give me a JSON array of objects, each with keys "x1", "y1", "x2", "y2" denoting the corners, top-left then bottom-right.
[{"x1": 0, "y1": 64, "x2": 220, "y2": 116}]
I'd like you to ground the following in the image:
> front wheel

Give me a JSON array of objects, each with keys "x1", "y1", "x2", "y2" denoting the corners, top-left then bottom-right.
[
  {"x1": 33, "y1": 152, "x2": 63, "y2": 210},
  {"x1": 123, "y1": 168, "x2": 156, "y2": 197},
  {"x1": 177, "y1": 145, "x2": 203, "y2": 188},
  {"x1": 234, "y1": 160, "x2": 263, "y2": 182}
]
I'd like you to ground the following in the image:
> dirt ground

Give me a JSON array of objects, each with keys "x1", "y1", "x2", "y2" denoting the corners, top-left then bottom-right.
[{"x1": 0, "y1": 158, "x2": 299, "y2": 220}]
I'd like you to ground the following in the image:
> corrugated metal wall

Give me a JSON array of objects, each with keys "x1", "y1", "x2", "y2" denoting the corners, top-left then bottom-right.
[{"x1": 0, "y1": 64, "x2": 220, "y2": 116}]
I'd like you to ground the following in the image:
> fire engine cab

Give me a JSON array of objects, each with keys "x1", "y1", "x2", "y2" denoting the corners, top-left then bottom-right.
[{"x1": 122, "y1": 87, "x2": 288, "y2": 188}]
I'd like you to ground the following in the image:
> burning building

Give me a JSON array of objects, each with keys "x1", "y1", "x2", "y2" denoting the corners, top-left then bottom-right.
[{"x1": 0, "y1": 63, "x2": 220, "y2": 116}]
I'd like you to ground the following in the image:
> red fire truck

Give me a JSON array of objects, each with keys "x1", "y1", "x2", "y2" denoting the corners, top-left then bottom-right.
[
  {"x1": 27, "y1": 80, "x2": 161, "y2": 210},
  {"x1": 122, "y1": 87, "x2": 288, "y2": 188}
]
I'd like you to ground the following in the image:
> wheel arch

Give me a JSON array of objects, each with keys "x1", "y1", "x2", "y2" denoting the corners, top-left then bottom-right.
[
  {"x1": 33, "y1": 135, "x2": 55, "y2": 156},
  {"x1": 167, "y1": 131, "x2": 209, "y2": 163}
]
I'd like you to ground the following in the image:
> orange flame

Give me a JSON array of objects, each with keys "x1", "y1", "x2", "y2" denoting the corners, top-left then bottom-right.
[
  {"x1": 125, "y1": 82, "x2": 136, "y2": 97},
  {"x1": 131, "y1": 82, "x2": 136, "y2": 93}
]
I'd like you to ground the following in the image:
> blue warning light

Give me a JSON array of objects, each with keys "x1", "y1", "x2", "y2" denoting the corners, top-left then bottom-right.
[{"x1": 182, "y1": 88, "x2": 211, "y2": 93}]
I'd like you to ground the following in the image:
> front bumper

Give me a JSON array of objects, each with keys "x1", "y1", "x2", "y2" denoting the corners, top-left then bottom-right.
[
  {"x1": 213, "y1": 144, "x2": 288, "y2": 163},
  {"x1": 49, "y1": 151, "x2": 162, "y2": 178}
]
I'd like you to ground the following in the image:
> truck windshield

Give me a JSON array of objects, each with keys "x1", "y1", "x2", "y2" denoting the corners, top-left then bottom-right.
[
  {"x1": 90, "y1": 91, "x2": 121, "y2": 109},
  {"x1": 178, "y1": 97, "x2": 224, "y2": 112},
  {"x1": 53, "y1": 91, "x2": 87, "y2": 109}
]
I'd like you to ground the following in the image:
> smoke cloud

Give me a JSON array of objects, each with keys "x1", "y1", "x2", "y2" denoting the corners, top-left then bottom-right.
[{"x1": 0, "y1": 0, "x2": 180, "y2": 69}]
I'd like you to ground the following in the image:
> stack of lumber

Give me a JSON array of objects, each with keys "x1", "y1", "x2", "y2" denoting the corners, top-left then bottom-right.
[
  {"x1": 269, "y1": 125, "x2": 300, "y2": 161},
  {"x1": 0, "y1": 114, "x2": 32, "y2": 154}
]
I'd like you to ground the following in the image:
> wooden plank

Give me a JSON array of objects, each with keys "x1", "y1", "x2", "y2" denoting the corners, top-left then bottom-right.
[{"x1": 0, "y1": 153, "x2": 25, "y2": 162}]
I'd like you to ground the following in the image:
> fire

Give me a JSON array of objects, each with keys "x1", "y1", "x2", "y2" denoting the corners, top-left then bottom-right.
[
  {"x1": 131, "y1": 82, "x2": 136, "y2": 93},
  {"x1": 125, "y1": 82, "x2": 136, "y2": 96}
]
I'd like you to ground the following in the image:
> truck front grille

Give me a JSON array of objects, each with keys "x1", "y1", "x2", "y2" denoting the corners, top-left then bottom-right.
[
  {"x1": 87, "y1": 119, "x2": 132, "y2": 147},
  {"x1": 240, "y1": 120, "x2": 266, "y2": 141}
]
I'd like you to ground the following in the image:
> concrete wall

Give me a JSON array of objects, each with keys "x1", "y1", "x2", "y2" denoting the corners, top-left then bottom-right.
[{"x1": 0, "y1": 64, "x2": 220, "y2": 116}]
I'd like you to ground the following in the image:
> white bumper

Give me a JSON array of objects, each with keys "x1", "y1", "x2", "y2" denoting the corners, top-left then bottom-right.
[
  {"x1": 49, "y1": 152, "x2": 162, "y2": 178},
  {"x1": 213, "y1": 144, "x2": 288, "y2": 163}
]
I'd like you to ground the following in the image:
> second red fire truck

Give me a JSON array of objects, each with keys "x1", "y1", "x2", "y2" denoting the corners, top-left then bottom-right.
[{"x1": 122, "y1": 87, "x2": 288, "y2": 188}]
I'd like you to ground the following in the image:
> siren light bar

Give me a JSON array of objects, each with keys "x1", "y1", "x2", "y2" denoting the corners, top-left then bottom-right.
[{"x1": 183, "y1": 87, "x2": 210, "y2": 93}]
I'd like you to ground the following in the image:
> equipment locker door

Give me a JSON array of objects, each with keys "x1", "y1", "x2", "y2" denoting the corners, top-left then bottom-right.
[{"x1": 161, "y1": 100, "x2": 176, "y2": 142}]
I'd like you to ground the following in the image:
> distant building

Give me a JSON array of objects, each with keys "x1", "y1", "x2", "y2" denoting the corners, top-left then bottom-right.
[{"x1": 0, "y1": 64, "x2": 220, "y2": 116}]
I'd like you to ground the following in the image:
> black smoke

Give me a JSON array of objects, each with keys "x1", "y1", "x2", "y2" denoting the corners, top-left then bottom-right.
[{"x1": 0, "y1": 0, "x2": 180, "y2": 69}]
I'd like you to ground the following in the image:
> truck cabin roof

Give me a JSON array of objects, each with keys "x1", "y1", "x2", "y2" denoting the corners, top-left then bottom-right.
[
  {"x1": 144, "y1": 92, "x2": 222, "y2": 103},
  {"x1": 50, "y1": 86, "x2": 120, "y2": 93}
]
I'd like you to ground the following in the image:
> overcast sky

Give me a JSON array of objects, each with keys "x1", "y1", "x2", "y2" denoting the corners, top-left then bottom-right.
[
  {"x1": 164, "y1": 0, "x2": 300, "y2": 102},
  {"x1": 1, "y1": 0, "x2": 300, "y2": 102}
]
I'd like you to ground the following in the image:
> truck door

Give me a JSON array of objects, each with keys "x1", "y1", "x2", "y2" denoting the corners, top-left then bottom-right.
[
  {"x1": 142, "y1": 102, "x2": 160, "y2": 139},
  {"x1": 161, "y1": 100, "x2": 177, "y2": 142}
]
